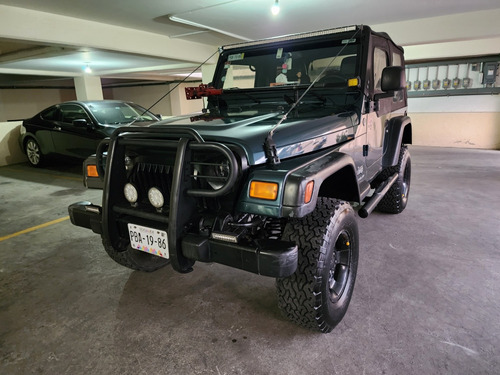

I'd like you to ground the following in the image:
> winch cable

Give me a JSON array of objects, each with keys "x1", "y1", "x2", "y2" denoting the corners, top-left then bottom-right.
[
  {"x1": 130, "y1": 49, "x2": 220, "y2": 126},
  {"x1": 267, "y1": 27, "x2": 362, "y2": 139},
  {"x1": 263, "y1": 27, "x2": 363, "y2": 166}
]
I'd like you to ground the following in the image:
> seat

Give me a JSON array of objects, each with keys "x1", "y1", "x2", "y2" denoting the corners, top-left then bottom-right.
[{"x1": 340, "y1": 56, "x2": 357, "y2": 77}]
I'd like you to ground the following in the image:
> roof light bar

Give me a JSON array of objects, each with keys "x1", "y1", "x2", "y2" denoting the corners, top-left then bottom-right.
[{"x1": 222, "y1": 25, "x2": 358, "y2": 51}]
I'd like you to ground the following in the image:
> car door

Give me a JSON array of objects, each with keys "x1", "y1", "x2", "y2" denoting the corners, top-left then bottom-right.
[
  {"x1": 26, "y1": 105, "x2": 61, "y2": 154},
  {"x1": 365, "y1": 37, "x2": 392, "y2": 180},
  {"x1": 51, "y1": 104, "x2": 103, "y2": 158}
]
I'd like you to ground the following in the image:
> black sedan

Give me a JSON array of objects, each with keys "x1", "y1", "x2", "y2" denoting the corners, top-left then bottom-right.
[{"x1": 20, "y1": 100, "x2": 160, "y2": 167}]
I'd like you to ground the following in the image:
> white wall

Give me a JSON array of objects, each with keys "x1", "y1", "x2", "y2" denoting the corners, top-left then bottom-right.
[
  {"x1": 0, "y1": 88, "x2": 76, "y2": 122},
  {"x1": 374, "y1": 9, "x2": 500, "y2": 60},
  {"x1": 0, "y1": 121, "x2": 26, "y2": 166},
  {"x1": 103, "y1": 84, "x2": 174, "y2": 117}
]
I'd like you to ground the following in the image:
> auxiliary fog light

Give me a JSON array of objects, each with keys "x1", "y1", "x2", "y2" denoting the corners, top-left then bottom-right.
[
  {"x1": 124, "y1": 183, "x2": 138, "y2": 204},
  {"x1": 148, "y1": 187, "x2": 164, "y2": 209}
]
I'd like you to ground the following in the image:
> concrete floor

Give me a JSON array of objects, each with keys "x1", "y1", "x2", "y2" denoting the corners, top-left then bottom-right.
[{"x1": 1, "y1": 146, "x2": 499, "y2": 375}]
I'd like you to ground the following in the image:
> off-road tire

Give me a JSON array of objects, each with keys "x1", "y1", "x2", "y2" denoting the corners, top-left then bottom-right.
[
  {"x1": 25, "y1": 138, "x2": 44, "y2": 167},
  {"x1": 376, "y1": 145, "x2": 411, "y2": 214},
  {"x1": 276, "y1": 198, "x2": 359, "y2": 333},
  {"x1": 102, "y1": 238, "x2": 170, "y2": 272}
]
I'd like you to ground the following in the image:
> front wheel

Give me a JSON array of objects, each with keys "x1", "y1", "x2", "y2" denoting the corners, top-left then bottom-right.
[{"x1": 276, "y1": 198, "x2": 359, "y2": 333}]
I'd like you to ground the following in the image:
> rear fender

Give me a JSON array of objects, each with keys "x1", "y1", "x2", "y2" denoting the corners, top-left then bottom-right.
[{"x1": 382, "y1": 116, "x2": 412, "y2": 168}]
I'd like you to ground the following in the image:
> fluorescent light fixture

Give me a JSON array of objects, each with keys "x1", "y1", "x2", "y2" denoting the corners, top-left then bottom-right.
[
  {"x1": 271, "y1": 0, "x2": 280, "y2": 15},
  {"x1": 172, "y1": 72, "x2": 203, "y2": 79}
]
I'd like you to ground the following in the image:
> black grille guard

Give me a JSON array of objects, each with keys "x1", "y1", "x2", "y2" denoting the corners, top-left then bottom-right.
[{"x1": 100, "y1": 125, "x2": 240, "y2": 273}]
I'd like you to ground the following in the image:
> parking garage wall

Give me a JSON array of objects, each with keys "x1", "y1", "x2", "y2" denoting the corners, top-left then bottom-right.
[
  {"x1": 408, "y1": 95, "x2": 500, "y2": 150},
  {"x1": 0, "y1": 88, "x2": 76, "y2": 122}
]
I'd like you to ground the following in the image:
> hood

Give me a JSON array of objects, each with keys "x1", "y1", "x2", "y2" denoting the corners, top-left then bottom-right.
[
  {"x1": 151, "y1": 110, "x2": 358, "y2": 165},
  {"x1": 101, "y1": 120, "x2": 158, "y2": 137}
]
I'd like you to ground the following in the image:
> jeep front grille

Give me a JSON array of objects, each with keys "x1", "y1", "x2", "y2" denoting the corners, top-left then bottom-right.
[
  {"x1": 129, "y1": 162, "x2": 173, "y2": 206},
  {"x1": 121, "y1": 141, "x2": 239, "y2": 212}
]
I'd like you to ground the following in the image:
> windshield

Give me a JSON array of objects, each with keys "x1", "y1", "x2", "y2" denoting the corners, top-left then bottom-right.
[
  {"x1": 214, "y1": 39, "x2": 360, "y2": 90},
  {"x1": 87, "y1": 102, "x2": 158, "y2": 125}
]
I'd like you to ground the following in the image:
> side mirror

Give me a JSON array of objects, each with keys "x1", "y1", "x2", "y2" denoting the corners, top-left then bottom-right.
[
  {"x1": 381, "y1": 66, "x2": 405, "y2": 92},
  {"x1": 73, "y1": 119, "x2": 89, "y2": 128}
]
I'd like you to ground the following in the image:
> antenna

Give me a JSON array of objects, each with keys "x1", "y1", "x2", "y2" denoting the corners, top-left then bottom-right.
[{"x1": 264, "y1": 27, "x2": 362, "y2": 165}]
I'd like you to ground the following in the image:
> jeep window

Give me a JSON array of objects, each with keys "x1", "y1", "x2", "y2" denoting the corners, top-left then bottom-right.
[
  {"x1": 216, "y1": 41, "x2": 359, "y2": 90},
  {"x1": 222, "y1": 65, "x2": 256, "y2": 89},
  {"x1": 392, "y1": 52, "x2": 402, "y2": 67},
  {"x1": 392, "y1": 52, "x2": 405, "y2": 103},
  {"x1": 373, "y1": 47, "x2": 389, "y2": 92}
]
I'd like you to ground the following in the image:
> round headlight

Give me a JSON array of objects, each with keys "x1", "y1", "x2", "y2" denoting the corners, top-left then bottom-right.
[
  {"x1": 148, "y1": 187, "x2": 164, "y2": 208},
  {"x1": 206, "y1": 160, "x2": 230, "y2": 190},
  {"x1": 124, "y1": 183, "x2": 138, "y2": 203}
]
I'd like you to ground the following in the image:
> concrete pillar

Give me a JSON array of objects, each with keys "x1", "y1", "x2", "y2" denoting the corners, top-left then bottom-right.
[{"x1": 74, "y1": 75, "x2": 103, "y2": 100}]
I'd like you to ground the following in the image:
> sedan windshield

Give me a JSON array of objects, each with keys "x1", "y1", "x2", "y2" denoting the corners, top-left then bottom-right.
[{"x1": 87, "y1": 102, "x2": 157, "y2": 125}]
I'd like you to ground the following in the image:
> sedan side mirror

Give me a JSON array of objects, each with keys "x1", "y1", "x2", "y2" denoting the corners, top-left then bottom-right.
[{"x1": 73, "y1": 119, "x2": 91, "y2": 128}]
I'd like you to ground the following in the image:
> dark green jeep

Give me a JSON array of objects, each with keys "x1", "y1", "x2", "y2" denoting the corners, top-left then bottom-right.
[{"x1": 69, "y1": 25, "x2": 412, "y2": 332}]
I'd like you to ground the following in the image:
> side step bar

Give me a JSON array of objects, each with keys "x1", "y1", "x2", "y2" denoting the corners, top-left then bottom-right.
[{"x1": 358, "y1": 173, "x2": 398, "y2": 218}]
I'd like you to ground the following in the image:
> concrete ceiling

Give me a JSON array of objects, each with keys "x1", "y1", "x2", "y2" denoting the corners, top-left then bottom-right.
[{"x1": 1, "y1": 0, "x2": 500, "y2": 87}]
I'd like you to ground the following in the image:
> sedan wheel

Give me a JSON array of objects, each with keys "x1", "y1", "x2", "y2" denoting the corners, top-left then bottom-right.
[{"x1": 25, "y1": 138, "x2": 43, "y2": 167}]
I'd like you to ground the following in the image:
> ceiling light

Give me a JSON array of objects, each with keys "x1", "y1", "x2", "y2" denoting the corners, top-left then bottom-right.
[
  {"x1": 271, "y1": 0, "x2": 280, "y2": 15},
  {"x1": 83, "y1": 64, "x2": 92, "y2": 74}
]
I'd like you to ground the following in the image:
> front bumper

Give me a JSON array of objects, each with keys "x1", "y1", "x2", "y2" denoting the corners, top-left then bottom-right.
[{"x1": 68, "y1": 201, "x2": 298, "y2": 278}]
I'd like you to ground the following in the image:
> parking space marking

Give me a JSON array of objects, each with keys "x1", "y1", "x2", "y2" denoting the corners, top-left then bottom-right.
[{"x1": 0, "y1": 216, "x2": 70, "y2": 242}]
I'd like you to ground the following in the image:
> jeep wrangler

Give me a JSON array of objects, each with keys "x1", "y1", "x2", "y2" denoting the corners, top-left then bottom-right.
[{"x1": 69, "y1": 25, "x2": 412, "y2": 333}]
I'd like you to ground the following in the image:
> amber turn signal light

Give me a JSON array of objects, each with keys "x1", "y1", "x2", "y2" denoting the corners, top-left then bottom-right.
[
  {"x1": 304, "y1": 180, "x2": 314, "y2": 204},
  {"x1": 86, "y1": 164, "x2": 99, "y2": 178},
  {"x1": 249, "y1": 181, "x2": 278, "y2": 200}
]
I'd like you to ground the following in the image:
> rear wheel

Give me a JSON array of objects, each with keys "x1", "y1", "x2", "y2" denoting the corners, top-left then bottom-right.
[
  {"x1": 276, "y1": 198, "x2": 359, "y2": 333},
  {"x1": 102, "y1": 238, "x2": 170, "y2": 272},
  {"x1": 25, "y1": 138, "x2": 44, "y2": 167},
  {"x1": 376, "y1": 145, "x2": 411, "y2": 214}
]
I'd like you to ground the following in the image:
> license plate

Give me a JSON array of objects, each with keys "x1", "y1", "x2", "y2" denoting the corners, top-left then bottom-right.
[{"x1": 127, "y1": 223, "x2": 169, "y2": 259}]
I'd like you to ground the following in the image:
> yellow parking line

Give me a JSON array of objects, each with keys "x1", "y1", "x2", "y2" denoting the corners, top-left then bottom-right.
[{"x1": 0, "y1": 216, "x2": 70, "y2": 242}]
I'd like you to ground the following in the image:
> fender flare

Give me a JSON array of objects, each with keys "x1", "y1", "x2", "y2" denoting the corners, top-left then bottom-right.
[
  {"x1": 382, "y1": 115, "x2": 412, "y2": 168},
  {"x1": 282, "y1": 151, "x2": 360, "y2": 218},
  {"x1": 238, "y1": 149, "x2": 360, "y2": 219}
]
